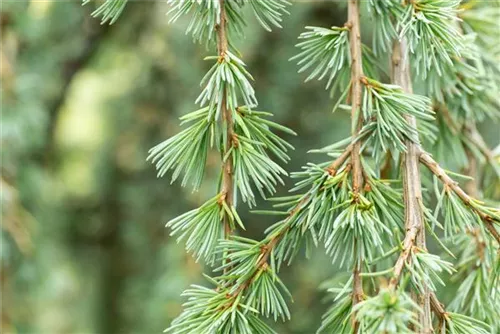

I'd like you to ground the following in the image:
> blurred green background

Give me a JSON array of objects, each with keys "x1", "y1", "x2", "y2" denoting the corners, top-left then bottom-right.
[{"x1": 1, "y1": 1, "x2": 498, "y2": 334}]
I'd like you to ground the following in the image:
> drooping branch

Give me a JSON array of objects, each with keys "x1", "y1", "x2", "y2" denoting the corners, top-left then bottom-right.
[
  {"x1": 347, "y1": 3, "x2": 363, "y2": 194},
  {"x1": 230, "y1": 145, "x2": 353, "y2": 297},
  {"x1": 387, "y1": 224, "x2": 418, "y2": 290},
  {"x1": 430, "y1": 292, "x2": 447, "y2": 320},
  {"x1": 391, "y1": 37, "x2": 432, "y2": 332},
  {"x1": 216, "y1": 0, "x2": 234, "y2": 240},
  {"x1": 430, "y1": 292, "x2": 448, "y2": 332},
  {"x1": 347, "y1": 0, "x2": 365, "y2": 330},
  {"x1": 326, "y1": 143, "x2": 354, "y2": 176},
  {"x1": 419, "y1": 150, "x2": 500, "y2": 244}
]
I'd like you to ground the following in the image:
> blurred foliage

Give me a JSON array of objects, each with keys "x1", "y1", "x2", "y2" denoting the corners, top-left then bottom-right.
[{"x1": 0, "y1": 1, "x2": 498, "y2": 334}]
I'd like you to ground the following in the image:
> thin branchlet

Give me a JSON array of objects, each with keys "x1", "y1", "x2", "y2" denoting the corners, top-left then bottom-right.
[
  {"x1": 228, "y1": 147, "x2": 354, "y2": 296},
  {"x1": 392, "y1": 36, "x2": 432, "y2": 332},
  {"x1": 347, "y1": 1, "x2": 365, "y2": 331},
  {"x1": 419, "y1": 150, "x2": 500, "y2": 244},
  {"x1": 216, "y1": 0, "x2": 234, "y2": 241}
]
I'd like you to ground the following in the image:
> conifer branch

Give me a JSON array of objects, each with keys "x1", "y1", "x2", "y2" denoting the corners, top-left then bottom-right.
[
  {"x1": 429, "y1": 291, "x2": 490, "y2": 334},
  {"x1": 392, "y1": 36, "x2": 432, "y2": 332},
  {"x1": 160, "y1": 2, "x2": 296, "y2": 331},
  {"x1": 430, "y1": 292, "x2": 446, "y2": 321},
  {"x1": 167, "y1": 148, "x2": 354, "y2": 333},
  {"x1": 421, "y1": 6, "x2": 500, "y2": 327},
  {"x1": 347, "y1": 0, "x2": 364, "y2": 197},
  {"x1": 326, "y1": 144, "x2": 354, "y2": 176},
  {"x1": 347, "y1": 0, "x2": 365, "y2": 330},
  {"x1": 227, "y1": 145, "x2": 354, "y2": 297},
  {"x1": 149, "y1": 1, "x2": 295, "y2": 269},
  {"x1": 216, "y1": 0, "x2": 234, "y2": 240},
  {"x1": 423, "y1": 16, "x2": 500, "y2": 330},
  {"x1": 424, "y1": 16, "x2": 500, "y2": 327},
  {"x1": 419, "y1": 150, "x2": 500, "y2": 244},
  {"x1": 81, "y1": 1, "x2": 499, "y2": 332}
]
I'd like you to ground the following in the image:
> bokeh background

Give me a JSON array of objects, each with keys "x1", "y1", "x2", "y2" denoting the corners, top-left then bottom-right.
[{"x1": 1, "y1": 1, "x2": 498, "y2": 334}]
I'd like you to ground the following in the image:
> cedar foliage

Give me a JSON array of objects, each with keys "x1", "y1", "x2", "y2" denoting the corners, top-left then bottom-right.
[{"x1": 83, "y1": 0, "x2": 500, "y2": 333}]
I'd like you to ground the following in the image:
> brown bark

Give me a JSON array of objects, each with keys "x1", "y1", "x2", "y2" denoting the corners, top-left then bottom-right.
[
  {"x1": 430, "y1": 292, "x2": 448, "y2": 331},
  {"x1": 391, "y1": 40, "x2": 432, "y2": 333},
  {"x1": 419, "y1": 151, "x2": 500, "y2": 243},
  {"x1": 347, "y1": 0, "x2": 365, "y2": 331},
  {"x1": 216, "y1": 0, "x2": 234, "y2": 240}
]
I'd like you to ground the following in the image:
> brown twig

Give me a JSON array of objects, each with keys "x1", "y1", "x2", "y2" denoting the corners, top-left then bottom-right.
[
  {"x1": 392, "y1": 38, "x2": 432, "y2": 332},
  {"x1": 419, "y1": 150, "x2": 500, "y2": 244},
  {"x1": 430, "y1": 292, "x2": 448, "y2": 331},
  {"x1": 229, "y1": 201, "x2": 303, "y2": 298},
  {"x1": 387, "y1": 209, "x2": 421, "y2": 289},
  {"x1": 216, "y1": 0, "x2": 234, "y2": 241},
  {"x1": 348, "y1": 2, "x2": 364, "y2": 197},
  {"x1": 347, "y1": 0, "x2": 365, "y2": 331},
  {"x1": 430, "y1": 292, "x2": 446, "y2": 317},
  {"x1": 326, "y1": 144, "x2": 353, "y2": 176},
  {"x1": 229, "y1": 145, "x2": 353, "y2": 298},
  {"x1": 389, "y1": 245, "x2": 450, "y2": 329}
]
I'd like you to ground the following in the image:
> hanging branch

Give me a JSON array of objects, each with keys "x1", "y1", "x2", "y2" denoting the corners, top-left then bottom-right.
[
  {"x1": 391, "y1": 37, "x2": 432, "y2": 331},
  {"x1": 291, "y1": 3, "x2": 437, "y2": 332},
  {"x1": 384, "y1": 3, "x2": 497, "y2": 332},
  {"x1": 230, "y1": 145, "x2": 354, "y2": 289},
  {"x1": 347, "y1": 0, "x2": 364, "y2": 197},
  {"x1": 150, "y1": 1, "x2": 299, "y2": 332},
  {"x1": 347, "y1": 0, "x2": 365, "y2": 331},
  {"x1": 216, "y1": 0, "x2": 234, "y2": 240},
  {"x1": 347, "y1": 2, "x2": 496, "y2": 333},
  {"x1": 81, "y1": 1, "x2": 499, "y2": 332},
  {"x1": 165, "y1": 143, "x2": 353, "y2": 333},
  {"x1": 419, "y1": 4, "x2": 500, "y2": 328},
  {"x1": 419, "y1": 150, "x2": 500, "y2": 244},
  {"x1": 207, "y1": 145, "x2": 356, "y2": 305},
  {"x1": 147, "y1": 1, "x2": 293, "y2": 267}
]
